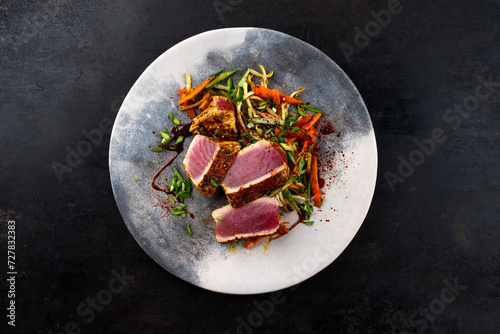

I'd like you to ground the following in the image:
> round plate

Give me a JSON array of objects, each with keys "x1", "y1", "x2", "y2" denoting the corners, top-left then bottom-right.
[{"x1": 109, "y1": 28, "x2": 377, "y2": 294}]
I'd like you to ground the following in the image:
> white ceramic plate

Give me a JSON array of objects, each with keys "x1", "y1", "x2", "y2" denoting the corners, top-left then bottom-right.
[{"x1": 109, "y1": 28, "x2": 377, "y2": 294}]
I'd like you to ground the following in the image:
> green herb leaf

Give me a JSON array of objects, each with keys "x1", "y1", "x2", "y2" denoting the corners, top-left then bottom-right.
[
  {"x1": 151, "y1": 147, "x2": 163, "y2": 152},
  {"x1": 134, "y1": 178, "x2": 139, "y2": 182},
  {"x1": 173, "y1": 167, "x2": 184, "y2": 181},
  {"x1": 282, "y1": 188, "x2": 301, "y2": 212},
  {"x1": 208, "y1": 68, "x2": 225, "y2": 77},
  {"x1": 237, "y1": 68, "x2": 250, "y2": 87},
  {"x1": 176, "y1": 136, "x2": 184, "y2": 144},
  {"x1": 205, "y1": 69, "x2": 239, "y2": 89},
  {"x1": 210, "y1": 179, "x2": 219, "y2": 187},
  {"x1": 302, "y1": 220, "x2": 314, "y2": 225},
  {"x1": 297, "y1": 155, "x2": 307, "y2": 175},
  {"x1": 215, "y1": 217, "x2": 224, "y2": 221},
  {"x1": 299, "y1": 104, "x2": 324, "y2": 114},
  {"x1": 187, "y1": 223, "x2": 192, "y2": 236},
  {"x1": 160, "y1": 131, "x2": 170, "y2": 140},
  {"x1": 160, "y1": 131, "x2": 172, "y2": 145},
  {"x1": 169, "y1": 196, "x2": 175, "y2": 205},
  {"x1": 169, "y1": 112, "x2": 180, "y2": 125}
]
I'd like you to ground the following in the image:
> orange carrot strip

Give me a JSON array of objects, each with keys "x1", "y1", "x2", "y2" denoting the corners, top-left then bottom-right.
[
  {"x1": 177, "y1": 76, "x2": 214, "y2": 105},
  {"x1": 311, "y1": 155, "x2": 322, "y2": 207},
  {"x1": 286, "y1": 137, "x2": 296, "y2": 145},
  {"x1": 294, "y1": 114, "x2": 313, "y2": 128},
  {"x1": 244, "y1": 237, "x2": 263, "y2": 249},
  {"x1": 255, "y1": 85, "x2": 304, "y2": 104},
  {"x1": 281, "y1": 130, "x2": 310, "y2": 142},
  {"x1": 178, "y1": 88, "x2": 196, "y2": 119},
  {"x1": 302, "y1": 113, "x2": 322, "y2": 131},
  {"x1": 293, "y1": 141, "x2": 311, "y2": 173},
  {"x1": 303, "y1": 126, "x2": 318, "y2": 140},
  {"x1": 288, "y1": 183, "x2": 301, "y2": 190},
  {"x1": 272, "y1": 89, "x2": 280, "y2": 110}
]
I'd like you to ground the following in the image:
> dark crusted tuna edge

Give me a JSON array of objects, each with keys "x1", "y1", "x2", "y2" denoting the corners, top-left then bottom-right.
[
  {"x1": 223, "y1": 164, "x2": 289, "y2": 208},
  {"x1": 189, "y1": 113, "x2": 238, "y2": 140},
  {"x1": 195, "y1": 141, "x2": 241, "y2": 198}
]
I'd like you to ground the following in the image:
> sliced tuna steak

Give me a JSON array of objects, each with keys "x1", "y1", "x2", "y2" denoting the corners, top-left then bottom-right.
[
  {"x1": 189, "y1": 96, "x2": 238, "y2": 140},
  {"x1": 212, "y1": 197, "x2": 280, "y2": 243},
  {"x1": 183, "y1": 135, "x2": 240, "y2": 198},
  {"x1": 221, "y1": 140, "x2": 289, "y2": 208}
]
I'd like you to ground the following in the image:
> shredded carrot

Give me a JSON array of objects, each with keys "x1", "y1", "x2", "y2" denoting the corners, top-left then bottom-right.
[
  {"x1": 244, "y1": 237, "x2": 263, "y2": 249},
  {"x1": 293, "y1": 141, "x2": 311, "y2": 173},
  {"x1": 255, "y1": 85, "x2": 304, "y2": 104},
  {"x1": 294, "y1": 114, "x2": 313, "y2": 128},
  {"x1": 281, "y1": 130, "x2": 310, "y2": 142},
  {"x1": 302, "y1": 113, "x2": 322, "y2": 131},
  {"x1": 311, "y1": 155, "x2": 322, "y2": 207},
  {"x1": 288, "y1": 183, "x2": 301, "y2": 190},
  {"x1": 303, "y1": 126, "x2": 318, "y2": 140},
  {"x1": 178, "y1": 88, "x2": 197, "y2": 119},
  {"x1": 177, "y1": 76, "x2": 214, "y2": 105},
  {"x1": 286, "y1": 137, "x2": 296, "y2": 145},
  {"x1": 272, "y1": 88, "x2": 280, "y2": 110}
]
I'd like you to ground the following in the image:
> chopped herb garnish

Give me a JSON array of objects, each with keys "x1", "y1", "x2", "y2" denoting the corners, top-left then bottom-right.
[
  {"x1": 297, "y1": 108, "x2": 307, "y2": 117},
  {"x1": 160, "y1": 130, "x2": 171, "y2": 145},
  {"x1": 169, "y1": 196, "x2": 175, "y2": 205},
  {"x1": 215, "y1": 217, "x2": 224, "y2": 221},
  {"x1": 134, "y1": 178, "x2": 139, "y2": 182},
  {"x1": 237, "y1": 68, "x2": 250, "y2": 87},
  {"x1": 299, "y1": 104, "x2": 324, "y2": 114},
  {"x1": 205, "y1": 69, "x2": 239, "y2": 89},
  {"x1": 208, "y1": 68, "x2": 225, "y2": 78},
  {"x1": 302, "y1": 221, "x2": 314, "y2": 225},
  {"x1": 169, "y1": 112, "x2": 180, "y2": 125},
  {"x1": 210, "y1": 179, "x2": 219, "y2": 187},
  {"x1": 151, "y1": 147, "x2": 163, "y2": 152},
  {"x1": 187, "y1": 223, "x2": 192, "y2": 236}
]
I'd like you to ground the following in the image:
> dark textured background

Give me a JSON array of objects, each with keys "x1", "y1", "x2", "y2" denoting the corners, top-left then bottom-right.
[{"x1": 1, "y1": 0, "x2": 499, "y2": 333}]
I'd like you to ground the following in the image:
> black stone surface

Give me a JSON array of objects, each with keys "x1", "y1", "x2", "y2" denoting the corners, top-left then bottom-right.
[{"x1": 0, "y1": 0, "x2": 498, "y2": 333}]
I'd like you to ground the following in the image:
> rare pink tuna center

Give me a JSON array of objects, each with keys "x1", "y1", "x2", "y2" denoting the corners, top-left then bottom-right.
[
  {"x1": 222, "y1": 142, "x2": 286, "y2": 188},
  {"x1": 185, "y1": 135, "x2": 218, "y2": 181}
]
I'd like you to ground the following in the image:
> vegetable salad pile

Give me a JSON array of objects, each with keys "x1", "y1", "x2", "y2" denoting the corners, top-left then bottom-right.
[{"x1": 176, "y1": 66, "x2": 325, "y2": 227}]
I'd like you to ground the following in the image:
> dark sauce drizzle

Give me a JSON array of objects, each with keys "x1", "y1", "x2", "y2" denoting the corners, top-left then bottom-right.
[{"x1": 151, "y1": 122, "x2": 193, "y2": 193}]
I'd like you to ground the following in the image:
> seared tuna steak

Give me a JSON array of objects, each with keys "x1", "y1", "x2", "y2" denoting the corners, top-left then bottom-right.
[
  {"x1": 189, "y1": 96, "x2": 238, "y2": 140},
  {"x1": 183, "y1": 135, "x2": 240, "y2": 198},
  {"x1": 212, "y1": 197, "x2": 280, "y2": 243},
  {"x1": 221, "y1": 140, "x2": 289, "y2": 208}
]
